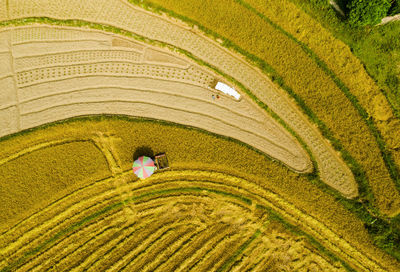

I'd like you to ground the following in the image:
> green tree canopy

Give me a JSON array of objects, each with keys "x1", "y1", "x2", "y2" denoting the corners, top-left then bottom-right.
[{"x1": 347, "y1": 0, "x2": 391, "y2": 26}]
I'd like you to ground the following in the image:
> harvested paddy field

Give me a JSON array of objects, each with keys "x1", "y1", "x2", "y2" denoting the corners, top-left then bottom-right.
[
  {"x1": 0, "y1": 25, "x2": 312, "y2": 174},
  {"x1": 1, "y1": 0, "x2": 400, "y2": 271},
  {"x1": 0, "y1": 0, "x2": 360, "y2": 198},
  {"x1": 1, "y1": 117, "x2": 399, "y2": 272}
]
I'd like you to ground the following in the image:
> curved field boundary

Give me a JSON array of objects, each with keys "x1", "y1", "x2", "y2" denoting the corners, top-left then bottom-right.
[
  {"x1": 0, "y1": 115, "x2": 378, "y2": 246},
  {"x1": 0, "y1": 169, "x2": 392, "y2": 271},
  {"x1": 237, "y1": 0, "x2": 400, "y2": 182},
  {"x1": 236, "y1": 0, "x2": 400, "y2": 209},
  {"x1": 123, "y1": 0, "x2": 400, "y2": 215},
  {"x1": 0, "y1": 26, "x2": 312, "y2": 173},
  {"x1": 0, "y1": 171, "x2": 346, "y2": 267},
  {"x1": 0, "y1": 14, "x2": 358, "y2": 198},
  {"x1": 1, "y1": 175, "x2": 328, "y2": 269}
]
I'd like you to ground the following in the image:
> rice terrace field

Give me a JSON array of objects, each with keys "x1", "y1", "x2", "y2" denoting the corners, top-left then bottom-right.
[{"x1": 0, "y1": 0, "x2": 400, "y2": 271}]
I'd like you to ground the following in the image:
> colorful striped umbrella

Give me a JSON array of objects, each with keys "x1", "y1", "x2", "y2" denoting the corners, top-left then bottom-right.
[{"x1": 132, "y1": 156, "x2": 156, "y2": 179}]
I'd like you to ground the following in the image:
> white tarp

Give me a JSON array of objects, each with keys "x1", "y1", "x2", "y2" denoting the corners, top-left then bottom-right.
[{"x1": 215, "y1": 82, "x2": 241, "y2": 100}]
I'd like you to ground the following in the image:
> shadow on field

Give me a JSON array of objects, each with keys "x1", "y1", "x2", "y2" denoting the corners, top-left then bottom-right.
[{"x1": 133, "y1": 146, "x2": 154, "y2": 160}]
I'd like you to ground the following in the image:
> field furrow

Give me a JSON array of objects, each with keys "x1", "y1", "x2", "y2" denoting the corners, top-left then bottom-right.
[
  {"x1": 176, "y1": 229, "x2": 234, "y2": 272},
  {"x1": 3, "y1": 196, "x2": 123, "y2": 267},
  {"x1": 147, "y1": 228, "x2": 207, "y2": 272},
  {"x1": 154, "y1": 223, "x2": 229, "y2": 272},
  {"x1": 0, "y1": 5, "x2": 357, "y2": 195},
  {"x1": 121, "y1": 226, "x2": 196, "y2": 271},
  {"x1": 229, "y1": 239, "x2": 266, "y2": 272},
  {"x1": 15, "y1": 62, "x2": 213, "y2": 88},
  {"x1": 19, "y1": 210, "x2": 124, "y2": 272},
  {"x1": 73, "y1": 221, "x2": 153, "y2": 272},
  {"x1": 196, "y1": 233, "x2": 249, "y2": 272},
  {"x1": 50, "y1": 220, "x2": 147, "y2": 272},
  {"x1": 0, "y1": 25, "x2": 315, "y2": 173},
  {"x1": 96, "y1": 222, "x2": 181, "y2": 271},
  {"x1": 14, "y1": 49, "x2": 143, "y2": 71},
  {"x1": 0, "y1": 173, "x2": 117, "y2": 244},
  {"x1": 1, "y1": 179, "x2": 126, "y2": 261}
]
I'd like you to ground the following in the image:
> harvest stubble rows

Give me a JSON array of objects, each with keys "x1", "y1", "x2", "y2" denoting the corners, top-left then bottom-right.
[
  {"x1": 1, "y1": 118, "x2": 398, "y2": 271},
  {"x1": 0, "y1": 0, "x2": 359, "y2": 197},
  {"x1": 0, "y1": 25, "x2": 313, "y2": 174},
  {"x1": 0, "y1": 168, "x2": 350, "y2": 271}
]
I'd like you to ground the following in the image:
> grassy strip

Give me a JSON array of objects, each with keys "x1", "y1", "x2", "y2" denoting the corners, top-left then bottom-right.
[
  {"x1": 236, "y1": 0, "x2": 400, "y2": 195},
  {"x1": 0, "y1": 186, "x2": 351, "y2": 272},
  {"x1": 215, "y1": 229, "x2": 261, "y2": 272}
]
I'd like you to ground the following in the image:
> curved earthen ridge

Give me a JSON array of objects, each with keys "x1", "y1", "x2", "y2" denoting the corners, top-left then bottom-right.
[
  {"x1": 0, "y1": 0, "x2": 358, "y2": 197},
  {"x1": 0, "y1": 26, "x2": 311, "y2": 173}
]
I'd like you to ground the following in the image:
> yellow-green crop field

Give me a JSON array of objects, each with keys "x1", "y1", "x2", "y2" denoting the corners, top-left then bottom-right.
[
  {"x1": 0, "y1": 116, "x2": 398, "y2": 271},
  {"x1": 1, "y1": 0, "x2": 400, "y2": 271},
  {"x1": 138, "y1": 0, "x2": 400, "y2": 216}
]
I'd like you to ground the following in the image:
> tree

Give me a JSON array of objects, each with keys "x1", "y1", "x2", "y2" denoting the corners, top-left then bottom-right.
[
  {"x1": 347, "y1": 0, "x2": 391, "y2": 26},
  {"x1": 388, "y1": 0, "x2": 400, "y2": 15}
]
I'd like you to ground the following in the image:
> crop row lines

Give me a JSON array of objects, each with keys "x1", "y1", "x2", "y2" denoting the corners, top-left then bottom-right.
[
  {"x1": 147, "y1": 228, "x2": 208, "y2": 272},
  {"x1": 155, "y1": 223, "x2": 229, "y2": 271},
  {"x1": 0, "y1": 13, "x2": 356, "y2": 197},
  {"x1": 77, "y1": 221, "x2": 153, "y2": 272},
  {"x1": 1, "y1": 176, "x2": 128, "y2": 261},
  {"x1": 120, "y1": 225, "x2": 196, "y2": 271},
  {"x1": 1, "y1": 170, "x2": 367, "y2": 271},
  {"x1": 229, "y1": 238, "x2": 266, "y2": 271},
  {"x1": 0, "y1": 171, "x2": 118, "y2": 242},
  {"x1": 103, "y1": 223, "x2": 181, "y2": 271},
  {"x1": 19, "y1": 210, "x2": 125, "y2": 272},
  {"x1": 15, "y1": 49, "x2": 143, "y2": 70},
  {"x1": 128, "y1": 0, "x2": 400, "y2": 214}
]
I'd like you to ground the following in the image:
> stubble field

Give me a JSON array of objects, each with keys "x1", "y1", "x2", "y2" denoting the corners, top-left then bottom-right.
[{"x1": 1, "y1": 0, "x2": 400, "y2": 271}]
